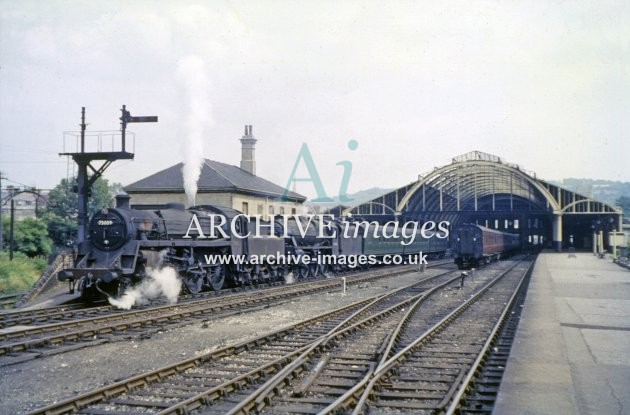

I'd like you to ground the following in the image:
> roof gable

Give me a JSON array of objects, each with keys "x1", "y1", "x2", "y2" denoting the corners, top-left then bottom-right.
[{"x1": 124, "y1": 159, "x2": 305, "y2": 201}]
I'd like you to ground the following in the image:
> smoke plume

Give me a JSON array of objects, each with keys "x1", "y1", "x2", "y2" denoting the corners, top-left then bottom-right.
[
  {"x1": 176, "y1": 56, "x2": 212, "y2": 206},
  {"x1": 108, "y1": 267, "x2": 182, "y2": 310}
]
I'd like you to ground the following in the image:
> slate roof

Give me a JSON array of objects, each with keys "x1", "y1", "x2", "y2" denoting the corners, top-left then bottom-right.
[{"x1": 124, "y1": 160, "x2": 305, "y2": 201}]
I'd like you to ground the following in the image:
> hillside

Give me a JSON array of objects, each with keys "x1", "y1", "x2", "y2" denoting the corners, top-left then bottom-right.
[
  {"x1": 550, "y1": 179, "x2": 629, "y2": 207},
  {"x1": 305, "y1": 187, "x2": 394, "y2": 211}
]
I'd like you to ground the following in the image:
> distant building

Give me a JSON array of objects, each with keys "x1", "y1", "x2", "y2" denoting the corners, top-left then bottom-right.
[
  {"x1": 124, "y1": 125, "x2": 306, "y2": 219},
  {"x1": 0, "y1": 187, "x2": 48, "y2": 221}
]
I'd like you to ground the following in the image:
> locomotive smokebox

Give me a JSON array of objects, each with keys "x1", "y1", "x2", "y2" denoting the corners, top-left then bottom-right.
[{"x1": 115, "y1": 194, "x2": 131, "y2": 209}]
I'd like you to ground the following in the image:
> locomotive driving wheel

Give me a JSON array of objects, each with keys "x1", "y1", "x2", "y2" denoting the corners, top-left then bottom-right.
[
  {"x1": 208, "y1": 264, "x2": 225, "y2": 291},
  {"x1": 307, "y1": 263, "x2": 319, "y2": 278},
  {"x1": 184, "y1": 273, "x2": 204, "y2": 294},
  {"x1": 318, "y1": 263, "x2": 334, "y2": 278},
  {"x1": 294, "y1": 265, "x2": 309, "y2": 280},
  {"x1": 275, "y1": 266, "x2": 288, "y2": 282}
]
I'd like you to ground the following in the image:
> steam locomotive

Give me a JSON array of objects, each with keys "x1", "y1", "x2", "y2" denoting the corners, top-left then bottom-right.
[
  {"x1": 58, "y1": 197, "x2": 450, "y2": 301},
  {"x1": 452, "y1": 224, "x2": 521, "y2": 269}
]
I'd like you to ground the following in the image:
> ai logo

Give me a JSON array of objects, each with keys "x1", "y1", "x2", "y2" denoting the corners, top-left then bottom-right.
[{"x1": 282, "y1": 140, "x2": 358, "y2": 203}]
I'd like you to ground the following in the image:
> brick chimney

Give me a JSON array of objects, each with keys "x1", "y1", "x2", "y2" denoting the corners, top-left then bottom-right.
[{"x1": 239, "y1": 125, "x2": 257, "y2": 175}]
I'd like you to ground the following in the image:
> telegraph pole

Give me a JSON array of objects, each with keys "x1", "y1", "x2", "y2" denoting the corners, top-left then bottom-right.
[
  {"x1": 0, "y1": 171, "x2": 5, "y2": 252},
  {"x1": 9, "y1": 199, "x2": 14, "y2": 260}
]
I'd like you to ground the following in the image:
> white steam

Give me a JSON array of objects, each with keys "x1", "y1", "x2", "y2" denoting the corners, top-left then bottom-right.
[
  {"x1": 108, "y1": 267, "x2": 182, "y2": 310},
  {"x1": 176, "y1": 55, "x2": 212, "y2": 207}
]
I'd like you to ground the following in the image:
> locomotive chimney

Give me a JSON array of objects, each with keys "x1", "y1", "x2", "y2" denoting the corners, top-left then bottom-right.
[
  {"x1": 115, "y1": 194, "x2": 131, "y2": 209},
  {"x1": 239, "y1": 124, "x2": 257, "y2": 176}
]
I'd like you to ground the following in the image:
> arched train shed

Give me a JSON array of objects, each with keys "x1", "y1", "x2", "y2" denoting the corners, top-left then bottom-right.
[{"x1": 344, "y1": 151, "x2": 623, "y2": 252}]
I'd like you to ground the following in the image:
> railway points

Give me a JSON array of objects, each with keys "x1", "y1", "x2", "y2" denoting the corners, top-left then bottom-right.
[
  {"x1": 24, "y1": 260, "x2": 510, "y2": 414},
  {"x1": 1, "y1": 263, "x2": 454, "y2": 413},
  {"x1": 3, "y1": 253, "x2": 626, "y2": 414}
]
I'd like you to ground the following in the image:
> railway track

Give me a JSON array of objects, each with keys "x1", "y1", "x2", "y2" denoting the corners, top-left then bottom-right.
[
  {"x1": 321, "y1": 256, "x2": 534, "y2": 414},
  {"x1": 218, "y1": 258, "x2": 526, "y2": 414},
  {"x1": 0, "y1": 260, "x2": 452, "y2": 329},
  {"x1": 29, "y1": 265, "x2": 465, "y2": 415},
  {"x1": 28, "y1": 258, "x2": 524, "y2": 415},
  {"x1": 446, "y1": 260, "x2": 531, "y2": 414},
  {"x1": 0, "y1": 292, "x2": 26, "y2": 309},
  {"x1": 0, "y1": 262, "x2": 453, "y2": 365},
  {"x1": 0, "y1": 288, "x2": 287, "y2": 329},
  {"x1": 0, "y1": 283, "x2": 283, "y2": 329},
  {"x1": 0, "y1": 279, "x2": 298, "y2": 328}
]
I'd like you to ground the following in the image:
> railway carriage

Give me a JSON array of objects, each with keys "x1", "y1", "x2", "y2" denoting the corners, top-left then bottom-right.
[
  {"x1": 361, "y1": 222, "x2": 449, "y2": 259},
  {"x1": 452, "y1": 224, "x2": 520, "y2": 269}
]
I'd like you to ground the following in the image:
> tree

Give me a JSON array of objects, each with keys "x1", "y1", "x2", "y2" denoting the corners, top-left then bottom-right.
[
  {"x1": 615, "y1": 196, "x2": 630, "y2": 215},
  {"x1": 46, "y1": 177, "x2": 116, "y2": 219},
  {"x1": 11, "y1": 217, "x2": 52, "y2": 257},
  {"x1": 40, "y1": 212, "x2": 77, "y2": 247},
  {"x1": 44, "y1": 177, "x2": 122, "y2": 246},
  {"x1": 45, "y1": 178, "x2": 76, "y2": 220}
]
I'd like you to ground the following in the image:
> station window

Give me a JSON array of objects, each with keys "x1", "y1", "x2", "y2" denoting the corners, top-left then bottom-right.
[
  {"x1": 242, "y1": 202, "x2": 249, "y2": 215},
  {"x1": 269, "y1": 206, "x2": 275, "y2": 215},
  {"x1": 292, "y1": 208, "x2": 297, "y2": 214},
  {"x1": 257, "y1": 204, "x2": 263, "y2": 215},
  {"x1": 279, "y1": 207, "x2": 285, "y2": 215}
]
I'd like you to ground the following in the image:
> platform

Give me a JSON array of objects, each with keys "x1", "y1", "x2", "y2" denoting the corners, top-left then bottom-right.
[{"x1": 494, "y1": 252, "x2": 630, "y2": 414}]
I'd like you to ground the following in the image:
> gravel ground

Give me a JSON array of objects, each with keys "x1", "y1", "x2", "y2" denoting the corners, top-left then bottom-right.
[{"x1": 0, "y1": 266, "x2": 451, "y2": 414}]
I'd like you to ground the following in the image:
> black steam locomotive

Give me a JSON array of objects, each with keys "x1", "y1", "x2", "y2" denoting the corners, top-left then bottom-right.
[
  {"x1": 452, "y1": 224, "x2": 521, "y2": 269},
  {"x1": 58, "y1": 196, "x2": 450, "y2": 301},
  {"x1": 58, "y1": 201, "x2": 268, "y2": 300}
]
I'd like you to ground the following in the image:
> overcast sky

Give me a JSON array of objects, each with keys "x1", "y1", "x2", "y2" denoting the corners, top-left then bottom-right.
[{"x1": 1, "y1": 1, "x2": 628, "y2": 200}]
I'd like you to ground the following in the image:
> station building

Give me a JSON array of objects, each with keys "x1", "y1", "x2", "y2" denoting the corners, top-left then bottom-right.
[{"x1": 124, "y1": 126, "x2": 305, "y2": 219}]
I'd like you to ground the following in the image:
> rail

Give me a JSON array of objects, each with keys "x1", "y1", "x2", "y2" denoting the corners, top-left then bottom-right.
[
  {"x1": 444, "y1": 258, "x2": 534, "y2": 414},
  {"x1": 315, "y1": 256, "x2": 534, "y2": 414},
  {"x1": 0, "y1": 292, "x2": 26, "y2": 309}
]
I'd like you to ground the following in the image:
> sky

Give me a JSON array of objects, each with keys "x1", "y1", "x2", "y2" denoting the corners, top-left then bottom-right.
[{"x1": 1, "y1": 0, "x2": 628, "y2": 200}]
